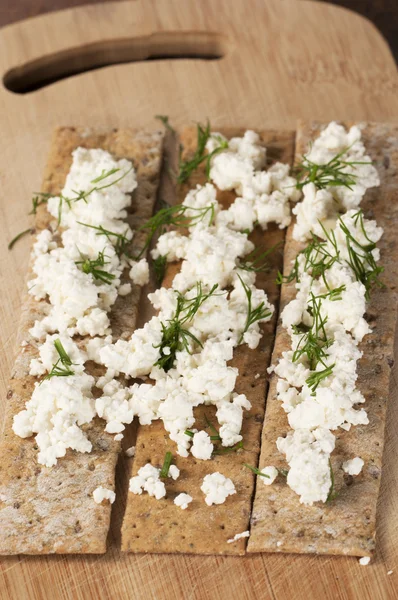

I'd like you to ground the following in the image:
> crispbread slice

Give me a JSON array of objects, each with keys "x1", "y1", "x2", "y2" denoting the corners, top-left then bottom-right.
[
  {"x1": 121, "y1": 127, "x2": 295, "y2": 555},
  {"x1": 0, "y1": 127, "x2": 164, "y2": 554},
  {"x1": 248, "y1": 122, "x2": 398, "y2": 557}
]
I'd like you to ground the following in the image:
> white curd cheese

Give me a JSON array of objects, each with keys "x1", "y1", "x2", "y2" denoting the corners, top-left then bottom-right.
[
  {"x1": 174, "y1": 493, "x2": 193, "y2": 510},
  {"x1": 260, "y1": 466, "x2": 278, "y2": 485},
  {"x1": 190, "y1": 431, "x2": 214, "y2": 460},
  {"x1": 201, "y1": 472, "x2": 236, "y2": 506},
  {"x1": 93, "y1": 486, "x2": 116, "y2": 504},
  {"x1": 342, "y1": 457, "x2": 364, "y2": 476},
  {"x1": 129, "y1": 258, "x2": 149, "y2": 286}
]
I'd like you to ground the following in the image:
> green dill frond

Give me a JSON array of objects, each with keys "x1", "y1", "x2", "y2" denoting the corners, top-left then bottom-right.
[
  {"x1": 237, "y1": 274, "x2": 272, "y2": 344},
  {"x1": 77, "y1": 222, "x2": 132, "y2": 258},
  {"x1": 41, "y1": 339, "x2": 75, "y2": 383},
  {"x1": 75, "y1": 249, "x2": 115, "y2": 284},
  {"x1": 154, "y1": 283, "x2": 220, "y2": 372},
  {"x1": 159, "y1": 451, "x2": 173, "y2": 478},
  {"x1": 177, "y1": 121, "x2": 228, "y2": 184},
  {"x1": 295, "y1": 146, "x2": 372, "y2": 191}
]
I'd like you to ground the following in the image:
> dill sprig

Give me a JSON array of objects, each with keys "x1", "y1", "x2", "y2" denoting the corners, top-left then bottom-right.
[
  {"x1": 177, "y1": 121, "x2": 228, "y2": 184},
  {"x1": 8, "y1": 228, "x2": 33, "y2": 250},
  {"x1": 77, "y1": 222, "x2": 132, "y2": 257},
  {"x1": 244, "y1": 463, "x2": 270, "y2": 478},
  {"x1": 212, "y1": 441, "x2": 244, "y2": 455},
  {"x1": 153, "y1": 254, "x2": 168, "y2": 285},
  {"x1": 155, "y1": 115, "x2": 176, "y2": 136},
  {"x1": 204, "y1": 414, "x2": 222, "y2": 441},
  {"x1": 185, "y1": 428, "x2": 220, "y2": 442},
  {"x1": 75, "y1": 249, "x2": 115, "y2": 284},
  {"x1": 292, "y1": 292, "x2": 332, "y2": 371},
  {"x1": 339, "y1": 211, "x2": 384, "y2": 300},
  {"x1": 238, "y1": 243, "x2": 280, "y2": 274},
  {"x1": 30, "y1": 192, "x2": 51, "y2": 215},
  {"x1": 56, "y1": 166, "x2": 133, "y2": 225},
  {"x1": 295, "y1": 146, "x2": 372, "y2": 191},
  {"x1": 42, "y1": 339, "x2": 75, "y2": 382},
  {"x1": 159, "y1": 451, "x2": 173, "y2": 478},
  {"x1": 237, "y1": 274, "x2": 272, "y2": 344},
  {"x1": 277, "y1": 224, "x2": 340, "y2": 286},
  {"x1": 306, "y1": 364, "x2": 335, "y2": 393},
  {"x1": 137, "y1": 202, "x2": 215, "y2": 259},
  {"x1": 277, "y1": 212, "x2": 382, "y2": 299},
  {"x1": 154, "y1": 283, "x2": 220, "y2": 372}
]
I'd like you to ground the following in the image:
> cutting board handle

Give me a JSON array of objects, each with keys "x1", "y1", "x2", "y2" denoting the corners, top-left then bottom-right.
[{"x1": 3, "y1": 30, "x2": 227, "y2": 94}]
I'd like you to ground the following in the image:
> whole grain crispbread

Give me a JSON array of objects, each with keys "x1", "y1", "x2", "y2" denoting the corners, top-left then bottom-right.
[
  {"x1": 121, "y1": 127, "x2": 295, "y2": 555},
  {"x1": 248, "y1": 122, "x2": 398, "y2": 557},
  {"x1": 0, "y1": 127, "x2": 164, "y2": 554}
]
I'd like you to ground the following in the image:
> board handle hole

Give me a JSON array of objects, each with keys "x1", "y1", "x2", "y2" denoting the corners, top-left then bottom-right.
[{"x1": 3, "y1": 31, "x2": 227, "y2": 94}]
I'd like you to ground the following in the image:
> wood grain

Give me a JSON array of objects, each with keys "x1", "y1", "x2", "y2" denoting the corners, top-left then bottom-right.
[{"x1": 0, "y1": 1, "x2": 398, "y2": 598}]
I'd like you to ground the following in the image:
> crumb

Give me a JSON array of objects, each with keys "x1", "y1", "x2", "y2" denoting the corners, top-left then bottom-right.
[
  {"x1": 255, "y1": 373, "x2": 260, "y2": 379},
  {"x1": 359, "y1": 557, "x2": 371, "y2": 566},
  {"x1": 387, "y1": 570, "x2": 393, "y2": 575},
  {"x1": 114, "y1": 433, "x2": 123, "y2": 441},
  {"x1": 125, "y1": 446, "x2": 135, "y2": 457}
]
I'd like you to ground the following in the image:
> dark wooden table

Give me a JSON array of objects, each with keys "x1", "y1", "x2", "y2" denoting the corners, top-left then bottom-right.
[{"x1": 0, "y1": 0, "x2": 397, "y2": 63}]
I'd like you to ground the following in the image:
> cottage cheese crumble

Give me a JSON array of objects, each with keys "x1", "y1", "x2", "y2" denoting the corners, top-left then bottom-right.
[
  {"x1": 174, "y1": 493, "x2": 193, "y2": 510},
  {"x1": 342, "y1": 457, "x2": 364, "y2": 476},
  {"x1": 201, "y1": 472, "x2": 236, "y2": 506},
  {"x1": 93, "y1": 486, "x2": 116, "y2": 504}
]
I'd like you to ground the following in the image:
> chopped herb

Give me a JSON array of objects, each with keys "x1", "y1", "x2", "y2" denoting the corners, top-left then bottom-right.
[
  {"x1": 204, "y1": 414, "x2": 221, "y2": 441},
  {"x1": 159, "y1": 451, "x2": 173, "y2": 478},
  {"x1": 56, "y1": 166, "x2": 132, "y2": 224},
  {"x1": 306, "y1": 363, "x2": 335, "y2": 393},
  {"x1": 292, "y1": 292, "x2": 332, "y2": 371},
  {"x1": 184, "y1": 429, "x2": 195, "y2": 438},
  {"x1": 154, "y1": 283, "x2": 220, "y2": 372},
  {"x1": 75, "y1": 249, "x2": 115, "y2": 284},
  {"x1": 237, "y1": 274, "x2": 272, "y2": 344},
  {"x1": 155, "y1": 115, "x2": 176, "y2": 136},
  {"x1": 152, "y1": 254, "x2": 168, "y2": 285},
  {"x1": 295, "y1": 146, "x2": 372, "y2": 191},
  {"x1": 338, "y1": 211, "x2": 384, "y2": 300},
  {"x1": 326, "y1": 459, "x2": 338, "y2": 502},
  {"x1": 238, "y1": 243, "x2": 280, "y2": 274},
  {"x1": 41, "y1": 339, "x2": 75, "y2": 382},
  {"x1": 138, "y1": 202, "x2": 215, "y2": 259},
  {"x1": 177, "y1": 121, "x2": 228, "y2": 184},
  {"x1": 244, "y1": 463, "x2": 270, "y2": 478},
  {"x1": 77, "y1": 222, "x2": 131, "y2": 257},
  {"x1": 8, "y1": 228, "x2": 33, "y2": 250},
  {"x1": 30, "y1": 192, "x2": 51, "y2": 215},
  {"x1": 90, "y1": 168, "x2": 120, "y2": 185},
  {"x1": 213, "y1": 441, "x2": 244, "y2": 455}
]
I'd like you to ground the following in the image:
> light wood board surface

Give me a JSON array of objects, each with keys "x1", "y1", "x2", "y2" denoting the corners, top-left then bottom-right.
[{"x1": 0, "y1": 1, "x2": 397, "y2": 598}]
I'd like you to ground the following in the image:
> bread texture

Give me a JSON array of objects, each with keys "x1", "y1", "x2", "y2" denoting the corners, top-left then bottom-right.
[
  {"x1": 248, "y1": 122, "x2": 398, "y2": 557},
  {"x1": 0, "y1": 127, "x2": 164, "y2": 554}
]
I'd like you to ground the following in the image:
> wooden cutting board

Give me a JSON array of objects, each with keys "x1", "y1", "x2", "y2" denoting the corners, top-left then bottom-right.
[{"x1": 0, "y1": 1, "x2": 397, "y2": 598}]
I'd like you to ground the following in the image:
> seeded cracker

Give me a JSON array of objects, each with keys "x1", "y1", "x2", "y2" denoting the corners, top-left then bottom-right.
[
  {"x1": 248, "y1": 122, "x2": 398, "y2": 557},
  {"x1": 0, "y1": 127, "x2": 164, "y2": 554},
  {"x1": 121, "y1": 127, "x2": 295, "y2": 555}
]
